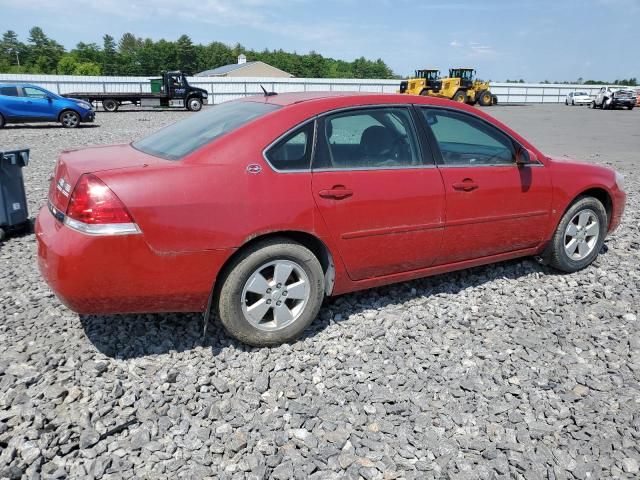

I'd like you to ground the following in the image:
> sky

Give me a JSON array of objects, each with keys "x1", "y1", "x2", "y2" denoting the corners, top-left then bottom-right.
[{"x1": 0, "y1": 0, "x2": 638, "y2": 81}]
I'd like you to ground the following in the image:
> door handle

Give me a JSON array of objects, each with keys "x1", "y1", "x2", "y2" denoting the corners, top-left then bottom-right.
[
  {"x1": 452, "y1": 180, "x2": 478, "y2": 192},
  {"x1": 319, "y1": 187, "x2": 353, "y2": 200}
]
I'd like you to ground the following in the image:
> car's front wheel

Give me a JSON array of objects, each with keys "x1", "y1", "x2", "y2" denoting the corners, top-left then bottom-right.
[
  {"x1": 546, "y1": 197, "x2": 607, "y2": 273},
  {"x1": 216, "y1": 238, "x2": 325, "y2": 346},
  {"x1": 59, "y1": 110, "x2": 80, "y2": 128}
]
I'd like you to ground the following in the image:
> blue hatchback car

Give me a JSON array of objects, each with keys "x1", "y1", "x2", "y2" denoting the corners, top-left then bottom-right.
[{"x1": 0, "y1": 84, "x2": 95, "y2": 128}]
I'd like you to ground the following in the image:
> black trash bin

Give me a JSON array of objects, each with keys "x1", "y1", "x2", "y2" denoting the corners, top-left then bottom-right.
[{"x1": 0, "y1": 149, "x2": 30, "y2": 241}]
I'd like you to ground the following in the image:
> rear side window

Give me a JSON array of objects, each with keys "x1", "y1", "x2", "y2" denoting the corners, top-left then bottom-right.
[
  {"x1": 265, "y1": 122, "x2": 314, "y2": 171},
  {"x1": 315, "y1": 107, "x2": 422, "y2": 169},
  {"x1": 133, "y1": 101, "x2": 281, "y2": 160},
  {"x1": 0, "y1": 86, "x2": 18, "y2": 97}
]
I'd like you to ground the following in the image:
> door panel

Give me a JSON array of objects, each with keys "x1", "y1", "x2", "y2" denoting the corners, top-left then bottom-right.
[
  {"x1": 418, "y1": 107, "x2": 552, "y2": 264},
  {"x1": 21, "y1": 87, "x2": 57, "y2": 120},
  {"x1": 311, "y1": 106, "x2": 445, "y2": 281},
  {"x1": 436, "y1": 165, "x2": 551, "y2": 264}
]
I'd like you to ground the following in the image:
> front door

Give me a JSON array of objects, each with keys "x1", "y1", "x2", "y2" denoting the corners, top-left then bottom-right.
[
  {"x1": 417, "y1": 107, "x2": 552, "y2": 265},
  {"x1": 21, "y1": 86, "x2": 57, "y2": 120},
  {"x1": 312, "y1": 106, "x2": 446, "y2": 281}
]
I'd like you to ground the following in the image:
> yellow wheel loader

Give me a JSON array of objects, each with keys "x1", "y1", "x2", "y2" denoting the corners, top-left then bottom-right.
[
  {"x1": 399, "y1": 67, "x2": 497, "y2": 106},
  {"x1": 440, "y1": 68, "x2": 497, "y2": 106},
  {"x1": 398, "y1": 69, "x2": 442, "y2": 96}
]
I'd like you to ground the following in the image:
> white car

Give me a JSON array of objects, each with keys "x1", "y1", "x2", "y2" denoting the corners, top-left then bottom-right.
[{"x1": 565, "y1": 91, "x2": 591, "y2": 106}]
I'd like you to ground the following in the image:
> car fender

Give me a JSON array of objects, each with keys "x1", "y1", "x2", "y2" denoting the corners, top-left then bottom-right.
[{"x1": 545, "y1": 158, "x2": 620, "y2": 237}]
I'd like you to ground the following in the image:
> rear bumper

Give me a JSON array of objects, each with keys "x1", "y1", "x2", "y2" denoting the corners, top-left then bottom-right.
[
  {"x1": 35, "y1": 206, "x2": 235, "y2": 314},
  {"x1": 610, "y1": 98, "x2": 634, "y2": 107}
]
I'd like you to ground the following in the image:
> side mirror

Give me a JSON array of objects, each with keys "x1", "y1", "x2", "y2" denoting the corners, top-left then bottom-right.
[
  {"x1": 516, "y1": 147, "x2": 537, "y2": 166},
  {"x1": 46, "y1": 95, "x2": 53, "y2": 101}
]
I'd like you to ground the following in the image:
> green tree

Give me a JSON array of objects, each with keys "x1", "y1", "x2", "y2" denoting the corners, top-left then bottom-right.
[{"x1": 102, "y1": 34, "x2": 117, "y2": 75}]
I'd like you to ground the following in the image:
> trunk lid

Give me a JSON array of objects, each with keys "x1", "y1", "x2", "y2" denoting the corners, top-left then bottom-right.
[{"x1": 49, "y1": 143, "x2": 164, "y2": 213}]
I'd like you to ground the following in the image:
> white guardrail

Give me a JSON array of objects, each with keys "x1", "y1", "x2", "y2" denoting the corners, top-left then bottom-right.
[{"x1": 0, "y1": 73, "x2": 632, "y2": 104}]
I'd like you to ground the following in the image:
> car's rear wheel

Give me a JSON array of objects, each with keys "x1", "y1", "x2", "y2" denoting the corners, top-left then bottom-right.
[
  {"x1": 59, "y1": 110, "x2": 80, "y2": 128},
  {"x1": 102, "y1": 99, "x2": 119, "y2": 112},
  {"x1": 187, "y1": 97, "x2": 203, "y2": 112},
  {"x1": 0, "y1": 113, "x2": 5, "y2": 128},
  {"x1": 546, "y1": 197, "x2": 607, "y2": 273},
  {"x1": 216, "y1": 238, "x2": 325, "y2": 346},
  {"x1": 627, "y1": 105, "x2": 634, "y2": 110}
]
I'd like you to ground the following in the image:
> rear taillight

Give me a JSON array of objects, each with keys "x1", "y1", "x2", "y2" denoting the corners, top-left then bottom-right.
[{"x1": 62, "y1": 174, "x2": 140, "y2": 235}]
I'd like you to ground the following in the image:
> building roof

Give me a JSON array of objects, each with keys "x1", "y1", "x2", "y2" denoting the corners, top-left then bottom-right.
[{"x1": 195, "y1": 62, "x2": 258, "y2": 77}]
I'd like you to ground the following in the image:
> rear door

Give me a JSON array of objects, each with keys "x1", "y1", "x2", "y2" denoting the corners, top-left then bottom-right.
[
  {"x1": 0, "y1": 86, "x2": 23, "y2": 118},
  {"x1": 311, "y1": 106, "x2": 446, "y2": 281},
  {"x1": 418, "y1": 107, "x2": 552, "y2": 265}
]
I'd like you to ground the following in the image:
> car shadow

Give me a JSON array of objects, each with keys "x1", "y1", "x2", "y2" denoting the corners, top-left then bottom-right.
[
  {"x1": 1, "y1": 124, "x2": 100, "y2": 130},
  {"x1": 79, "y1": 257, "x2": 553, "y2": 360}
]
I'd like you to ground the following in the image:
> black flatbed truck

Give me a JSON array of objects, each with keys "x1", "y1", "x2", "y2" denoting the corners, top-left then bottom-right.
[{"x1": 63, "y1": 71, "x2": 208, "y2": 112}]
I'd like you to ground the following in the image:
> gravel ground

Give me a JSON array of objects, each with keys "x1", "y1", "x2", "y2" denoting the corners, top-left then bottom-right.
[{"x1": 0, "y1": 104, "x2": 639, "y2": 480}]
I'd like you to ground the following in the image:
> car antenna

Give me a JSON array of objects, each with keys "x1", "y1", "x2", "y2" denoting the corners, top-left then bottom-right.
[{"x1": 260, "y1": 85, "x2": 277, "y2": 97}]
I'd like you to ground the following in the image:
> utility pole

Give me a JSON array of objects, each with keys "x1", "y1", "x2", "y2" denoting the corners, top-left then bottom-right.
[{"x1": 15, "y1": 51, "x2": 20, "y2": 67}]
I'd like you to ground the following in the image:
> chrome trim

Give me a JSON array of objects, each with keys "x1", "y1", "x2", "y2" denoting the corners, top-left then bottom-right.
[
  {"x1": 437, "y1": 163, "x2": 545, "y2": 169},
  {"x1": 48, "y1": 201, "x2": 141, "y2": 236},
  {"x1": 312, "y1": 164, "x2": 436, "y2": 172}
]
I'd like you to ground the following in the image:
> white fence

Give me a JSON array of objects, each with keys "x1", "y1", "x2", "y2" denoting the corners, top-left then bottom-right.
[{"x1": 0, "y1": 73, "x2": 630, "y2": 104}]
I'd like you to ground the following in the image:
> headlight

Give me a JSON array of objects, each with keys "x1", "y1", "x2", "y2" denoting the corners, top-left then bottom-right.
[
  {"x1": 75, "y1": 101, "x2": 93, "y2": 110},
  {"x1": 615, "y1": 171, "x2": 625, "y2": 192}
]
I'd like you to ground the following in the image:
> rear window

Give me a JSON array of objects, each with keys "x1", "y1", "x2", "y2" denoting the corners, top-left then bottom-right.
[
  {"x1": 0, "y1": 86, "x2": 18, "y2": 97},
  {"x1": 133, "y1": 101, "x2": 281, "y2": 160}
]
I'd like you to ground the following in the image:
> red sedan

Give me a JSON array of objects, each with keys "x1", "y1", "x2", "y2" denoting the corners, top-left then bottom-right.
[{"x1": 36, "y1": 92, "x2": 626, "y2": 346}]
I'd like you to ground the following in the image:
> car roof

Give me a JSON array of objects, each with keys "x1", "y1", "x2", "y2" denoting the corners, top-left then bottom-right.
[{"x1": 240, "y1": 91, "x2": 461, "y2": 109}]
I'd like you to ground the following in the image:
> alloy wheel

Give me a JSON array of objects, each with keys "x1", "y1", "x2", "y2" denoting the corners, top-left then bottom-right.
[
  {"x1": 564, "y1": 209, "x2": 600, "y2": 261},
  {"x1": 61, "y1": 112, "x2": 79, "y2": 128},
  {"x1": 241, "y1": 259, "x2": 310, "y2": 332}
]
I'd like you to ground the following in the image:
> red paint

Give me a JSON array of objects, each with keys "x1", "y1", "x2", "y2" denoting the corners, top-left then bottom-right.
[{"x1": 35, "y1": 93, "x2": 626, "y2": 314}]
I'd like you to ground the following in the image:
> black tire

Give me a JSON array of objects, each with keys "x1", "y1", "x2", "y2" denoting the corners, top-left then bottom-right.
[
  {"x1": 419, "y1": 89, "x2": 430, "y2": 96},
  {"x1": 590, "y1": 101, "x2": 595, "y2": 109},
  {"x1": 565, "y1": 99, "x2": 568, "y2": 105},
  {"x1": 102, "y1": 99, "x2": 119, "y2": 112},
  {"x1": 0, "y1": 113, "x2": 5, "y2": 128},
  {"x1": 186, "y1": 97, "x2": 203, "y2": 112},
  {"x1": 478, "y1": 90, "x2": 493, "y2": 107},
  {"x1": 601, "y1": 99, "x2": 607, "y2": 110},
  {"x1": 59, "y1": 110, "x2": 80, "y2": 128},
  {"x1": 452, "y1": 90, "x2": 467, "y2": 103},
  {"x1": 216, "y1": 238, "x2": 325, "y2": 347},
  {"x1": 0, "y1": 227, "x2": 5, "y2": 241},
  {"x1": 627, "y1": 106, "x2": 634, "y2": 110},
  {"x1": 571, "y1": 100, "x2": 575, "y2": 106},
  {"x1": 546, "y1": 196, "x2": 608, "y2": 273}
]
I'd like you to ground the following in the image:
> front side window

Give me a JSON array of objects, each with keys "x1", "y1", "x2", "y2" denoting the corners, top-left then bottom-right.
[
  {"x1": 315, "y1": 107, "x2": 422, "y2": 169},
  {"x1": 133, "y1": 101, "x2": 280, "y2": 160},
  {"x1": 22, "y1": 87, "x2": 48, "y2": 99},
  {"x1": 265, "y1": 122, "x2": 314, "y2": 171},
  {"x1": 421, "y1": 108, "x2": 515, "y2": 166},
  {"x1": 0, "y1": 86, "x2": 18, "y2": 97}
]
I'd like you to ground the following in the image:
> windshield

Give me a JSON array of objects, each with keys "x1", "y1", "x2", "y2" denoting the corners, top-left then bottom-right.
[
  {"x1": 575, "y1": 91, "x2": 588, "y2": 96},
  {"x1": 133, "y1": 101, "x2": 281, "y2": 160}
]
